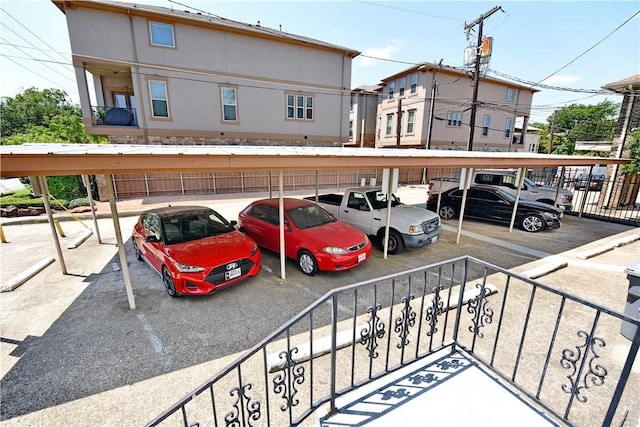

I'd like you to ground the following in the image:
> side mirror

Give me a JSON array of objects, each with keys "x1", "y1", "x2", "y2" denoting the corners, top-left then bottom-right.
[
  {"x1": 230, "y1": 220, "x2": 238, "y2": 227},
  {"x1": 146, "y1": 234, "x2": 159, "y2": 243}
]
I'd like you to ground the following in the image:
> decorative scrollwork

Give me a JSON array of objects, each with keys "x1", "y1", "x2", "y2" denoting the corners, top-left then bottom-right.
[
  {"x1": 224, "y1": 383, "x2": 261, "y2": 427},
  {"x1": 425, "y1": 284, "x2": 445, "y2": 337},
  {"x1": 467, "y1": 283, "x2": 494, "y2": 338},
  {"x1": 272, "y1": 348, "x2": 306, "y2": 411},
  {"x1": 381, "y1": 388, "x2": 410, "y2": 401},
  {"x1": 437, "y1": 359, "x2": 464, "y2": 371},
  {"x1": 561, "y1": 330, "x2": 607, "y2": 403},
  {"x1": 394, "y1": 295, "x2": 416, "y2": 348},
  {"x1": 360, "y1": 303, "x2": 385, "y2": 359},
  {"x1": 408, "y1": 372, "x2": 438, "y2": 385}
]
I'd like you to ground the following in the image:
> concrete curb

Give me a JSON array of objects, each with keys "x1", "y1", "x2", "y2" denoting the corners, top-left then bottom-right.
[
  {"x1": 575, "y1": 233, "x2": 640, "y2": 260},
  {"x1": 1, "y1": 257, "x2": 55, "y2": 292}
]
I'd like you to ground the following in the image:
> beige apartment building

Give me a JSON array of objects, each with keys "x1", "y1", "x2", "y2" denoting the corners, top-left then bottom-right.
[
  {"x1": 369, "y1": 63, "x2": 538, "y2": 151},
  {"x1": 53, "y1": 0, "x2": 359, "y2": 148}
]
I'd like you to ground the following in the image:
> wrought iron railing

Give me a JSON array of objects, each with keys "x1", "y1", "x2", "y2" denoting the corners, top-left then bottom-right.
[
  {"x1": 91, "y1": 105, "x2": 137, "y2": 126},
  {"x1": 145, "y1": 256, "x2": 639, "y2": 427}
]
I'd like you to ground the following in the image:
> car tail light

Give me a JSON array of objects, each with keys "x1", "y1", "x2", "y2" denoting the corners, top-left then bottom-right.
[
  {"x1": 427, "y1": 194, "x2": 435, "y2": 202},
  {"x1": 427, "y1": 182, "x2": 434, "y2": 190}
]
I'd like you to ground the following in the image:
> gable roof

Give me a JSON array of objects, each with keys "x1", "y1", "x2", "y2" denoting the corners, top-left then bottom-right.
[
  {"x1": 52, "y1": 0, "x2": 360, "y2": 57},
  {"x1": 601, "y1": 74, "x2": 640, "y2": 92},
  {"x1": 378, "y1": 61, "x2": 539, "y2": 92}
]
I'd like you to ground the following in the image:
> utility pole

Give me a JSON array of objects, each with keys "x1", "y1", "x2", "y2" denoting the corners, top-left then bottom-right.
[
  {"x1": 548, "y1": 110, "x2": 557, "y2": 154},
  {"x1": 465, "y1": 5, "x2": 503, "y2": 151},
  {"x1": 396, "y1": 98, "x2": 402, "y2": 147}
]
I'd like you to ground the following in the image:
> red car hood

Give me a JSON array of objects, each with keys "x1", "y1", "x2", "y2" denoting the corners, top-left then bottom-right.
[
  {"x1": 165, "y1": 231, "x2": 255, "y2": 266},
  {"x1": 299, "y1": 220, "x2": 366, "y2": 248}
]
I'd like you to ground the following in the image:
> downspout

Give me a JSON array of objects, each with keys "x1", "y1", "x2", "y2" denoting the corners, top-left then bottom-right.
[
  {"x1": 128, "y1": 9, "x2": 149, "y2": 143},
  {"x1": 603, "y1": 84, "x2": 634, "y2": 207},
  {"x1": 339, "y1": 54, "x2": 347, "y2": 146}
]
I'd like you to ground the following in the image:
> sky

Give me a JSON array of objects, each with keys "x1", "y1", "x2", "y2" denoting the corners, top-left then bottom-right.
[{"x1": 0, "y1": 0, "x2": 638, "y2": 124}]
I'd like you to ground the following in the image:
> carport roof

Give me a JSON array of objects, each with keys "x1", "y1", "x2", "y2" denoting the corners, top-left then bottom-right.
[{"x1": 0, "y1": 144, "x2": 629, "y2": 177}]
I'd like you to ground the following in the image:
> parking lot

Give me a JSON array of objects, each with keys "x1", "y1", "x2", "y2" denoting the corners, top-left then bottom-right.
[{"x1": 1, "y1": 185, "x2": 638, "y2": 425}]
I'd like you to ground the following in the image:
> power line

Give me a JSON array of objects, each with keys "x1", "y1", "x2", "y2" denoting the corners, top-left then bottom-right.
[
  {"x1": 1, "y1": 55, "x2": 77, "y2": 98},
  {"x1": 0, "y1": 36, "x2": 75, "y2": 83}
]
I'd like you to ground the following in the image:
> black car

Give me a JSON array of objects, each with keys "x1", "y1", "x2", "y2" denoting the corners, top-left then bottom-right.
[{"x1": 426, "y1": 185, "x2": 561, "y2": 232}]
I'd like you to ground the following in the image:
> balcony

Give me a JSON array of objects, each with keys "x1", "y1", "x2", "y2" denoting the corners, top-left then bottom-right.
[
  {"x1": 145, "y1": 256, "x2": 639, "y2": 426},
  {"x1": 91, "y1": 105, "x2": 137, "y2": 127}
]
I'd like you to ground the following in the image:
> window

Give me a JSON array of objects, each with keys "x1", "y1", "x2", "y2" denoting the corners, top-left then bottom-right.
[
  {"x1": 504, "y1": 118, "x2": 513, "y2": 138},
  {"x1": 350, "y1": 94, "x2": 354, "y2": 112},
  {"x1": 286, "y1": 94, "x2": 314, "y2": 120},
  {"x1": 482, "y1": 115, "x2": 490, "y2": 136},
  {"x1": 447, "y1": 111, "x2": 463, "y2": 127},
  {"x1": 220, "y1": 87, "x2": 237, "y2": 122},
  {"x1": 385, "y1": 114, "x2": 393, "y2": 136},
  {"x1": 149, "y1": 80, "x2": 169, "y2": 118},
  {"x1": 410, "y1": 73, "x2": 418, "y2": 94},
  {"x1": 406, "y1": 110, "x2": 415, "y2": 133},
  {"x1": 506, "y1": 88, "x2": 516, "y2": 102},
  {"x1": 399, "y1": 77, "x2": 406, "y2": 97},
  {"x1": 149, "y1": 22, "x2": 175, "y2": 47},
  {"x1": 388, "y1": 81, "x2": 395, "y2": 100},
  {"x1": 349, "y1": 120, "x2": 353, "y2": 139}
]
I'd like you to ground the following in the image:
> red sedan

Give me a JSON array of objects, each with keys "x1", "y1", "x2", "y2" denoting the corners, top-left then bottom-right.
[
  {"x1": 132, "y1": 206, "x2": 261, "y2": 297},
  {"x1": 238, "y1": 198, "x2": 371, "y2": 275}
]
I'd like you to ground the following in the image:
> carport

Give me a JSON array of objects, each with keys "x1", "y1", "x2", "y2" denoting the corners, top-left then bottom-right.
[{"x1": 0, "y1": 143, "x2": 629, "y2": 309}]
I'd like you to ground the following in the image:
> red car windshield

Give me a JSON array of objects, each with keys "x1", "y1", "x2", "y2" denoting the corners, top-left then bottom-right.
[
  {"x1": 286, "y1": 204, "x2": 336, "y2": 230},
  {"x1": 161, "y1": 211, "x2": 235, "y2": 244}
]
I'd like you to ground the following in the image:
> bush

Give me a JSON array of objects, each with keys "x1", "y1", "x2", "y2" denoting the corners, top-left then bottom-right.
[{"x1": 68, "y1": 198, "x2": 90, "y2": 209}]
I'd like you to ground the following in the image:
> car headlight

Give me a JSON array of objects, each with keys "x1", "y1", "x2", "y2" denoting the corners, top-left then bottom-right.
[
  {"x1": 172, "y1": 260, "x2": 205, "y2": 273},
  {"x1": 250, "y1": 242, "x2": 259, "y2": 256},
  {"x1": 543, "y1": 212, "x2": 558, "y2": 220},
  {"x1": 408, "y1": 224, "x2": 423, "y2": 233},
  {"x1": 323, "y1": 246, "x2": 348, "y2": 255}
]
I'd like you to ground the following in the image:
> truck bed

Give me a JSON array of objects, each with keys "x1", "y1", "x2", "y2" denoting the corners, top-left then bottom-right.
[{"x1": 304, "y1": 193, "x2": 343, "y2": 206}]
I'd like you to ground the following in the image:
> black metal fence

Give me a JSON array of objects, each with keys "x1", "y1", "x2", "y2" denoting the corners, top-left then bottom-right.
[
  {"x1": 145, "y1": 256, "x2": 640, "y2": 427},
  {"x1": 91, "y1": 105, "x2": 137, "y2": 126}
]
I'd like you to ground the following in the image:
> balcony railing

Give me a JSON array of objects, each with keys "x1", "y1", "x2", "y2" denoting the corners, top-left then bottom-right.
[
  {"x1": 145, "y1": 256, "x2": 639, "y2": 427},
  {"x1": 91, "y1": 106, "x2": 137, "y2": 127}
]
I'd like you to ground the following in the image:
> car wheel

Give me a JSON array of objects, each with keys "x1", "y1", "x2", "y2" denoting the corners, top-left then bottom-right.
[
  {"x1": 439, "y1": 205, "x2": 456, "y2": 220},
  {"x1": 521, "y1": 215, "x2": 544, "y2": 233},
  {"x1": 380, "y1": 230, "x2": 404, "y2": 255},
  {"x1": 298, "y1": 250, "x2": 318, "y2": 276},
  {"x1": 162, "y1": 266, "x2": 180, "y2": 297},
  {"x1": 133, "y1": 240, "x2": 142, "y2": 261}
]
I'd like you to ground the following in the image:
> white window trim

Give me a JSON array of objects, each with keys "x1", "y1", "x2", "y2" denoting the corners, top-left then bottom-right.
[
  {"x1": 399, "y1": 77, "x2": 406, "y2": 97},
  {"x1": 446, "y1": 111, "x2": 463, "y2": 127},
  {"x1": 504, "y1": 118, "x2": 513, "y2": 138},
  {"x1": 388, "y1": 81, "x2": 395, "y2": 100},
  {"x1": 149, "y1": 80, "x2": 169, "y2": 118},
  {"x1": 149, "y1": 22, "x2": 175, "y2": 48},
  {"x1": 410, "y1": 73, "x2": 418, "y2": 94},
  {"x1": 406, "y1": 110, "x2": 415, "y2": 134},
  {"x1": 482, "y1": 115, "x2": 491, "y2": 137},
  {"x1": 506, "y1": 88, "x2": 516, "y2": 102},
  {"x1": 221, "y1": 86, "x2": 238, "y2": 122},
  {"x1": 286, "y1": 93, "x2": 314, "y2": 121},
  {"x1": 385, "y1": 114, "x2": 393, "y2": 136}
]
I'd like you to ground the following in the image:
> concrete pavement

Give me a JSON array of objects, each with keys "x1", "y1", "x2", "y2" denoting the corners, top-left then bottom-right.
[{"x1": 1, "y1": 185, "x2": 639, "y2": 426}]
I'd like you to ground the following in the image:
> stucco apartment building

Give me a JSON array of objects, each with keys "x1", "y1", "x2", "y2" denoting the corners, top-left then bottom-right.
[
  {"x1": 53, "y1": 0, "x2": 367, "y2": 198},
  {"x1": 349, "y1": 63, "x2": 539, "y2": 152}
]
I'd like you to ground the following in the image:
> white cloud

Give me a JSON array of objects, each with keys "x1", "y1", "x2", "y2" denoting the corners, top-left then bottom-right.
[
  {"x1": 357, "y1": 44, "x2": 398, "y2": 67},
  {"x1": 542, "y1": 74, "x2": 581, "y2": 85}
]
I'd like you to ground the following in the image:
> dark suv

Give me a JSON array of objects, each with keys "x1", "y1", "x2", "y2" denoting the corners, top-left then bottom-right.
[{"x1": 573, "y1": 173, "x2": 605, "y2": 191}]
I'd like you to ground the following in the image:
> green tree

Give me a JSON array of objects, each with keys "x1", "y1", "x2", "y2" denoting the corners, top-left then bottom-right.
[
  {"x1": 621, "y1": 129, "x2": 640, "y2": 176},
  {"x1": 0, "y1": 88, "x2": 79, "y2": 138},
  {"x1": 544, "y1": 101, "x2": 618, "y2": 155}
]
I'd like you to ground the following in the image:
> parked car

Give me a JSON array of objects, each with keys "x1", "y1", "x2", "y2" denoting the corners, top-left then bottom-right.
[
  {"x1": 573, "y1": 173, "x2": 605, "y2": 191},
  {"x1": 238, "y1": 198, "x2": 371, "y2": 275},
  {"x1": 426, "y1": 185, "x2": 562, "y2": 232},
  {"x1": 428, "y1": 169, "x2": 573, "y2": 211},
  {"x1": 132, "y1": 206, "x2": 261, "y2": 297}
]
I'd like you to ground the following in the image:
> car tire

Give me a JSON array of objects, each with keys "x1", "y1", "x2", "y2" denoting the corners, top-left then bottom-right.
[
  {"x1": 439, "y1": 205, "x2": 456, "y2": 220},
  {"x1": 162, "y1": 266, "x2": 180, "y2": 297},
  {"x1": 379, "y1": 229, "x2": 404, "y2": 255},
  {"x1": 133, "y1": 240, "x2": 143, "y2": 261},
  {"x1": 521, "y1": 215, "x2": 545, "y2": 233},
  {"x1": 298, "y1": 250, "x2": 318, "y2": 276}
]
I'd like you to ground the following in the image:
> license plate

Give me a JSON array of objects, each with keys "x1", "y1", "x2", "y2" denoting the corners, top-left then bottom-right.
[
  {"x1": 358, "y1": 253, "x2": 366, "y2": 263},
  {"x1": 225, "y1": 268, "x2": 241, "y2": 280},
  {"x1": 431, "y1": 236, "x2": 438, "y2": 243}
]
